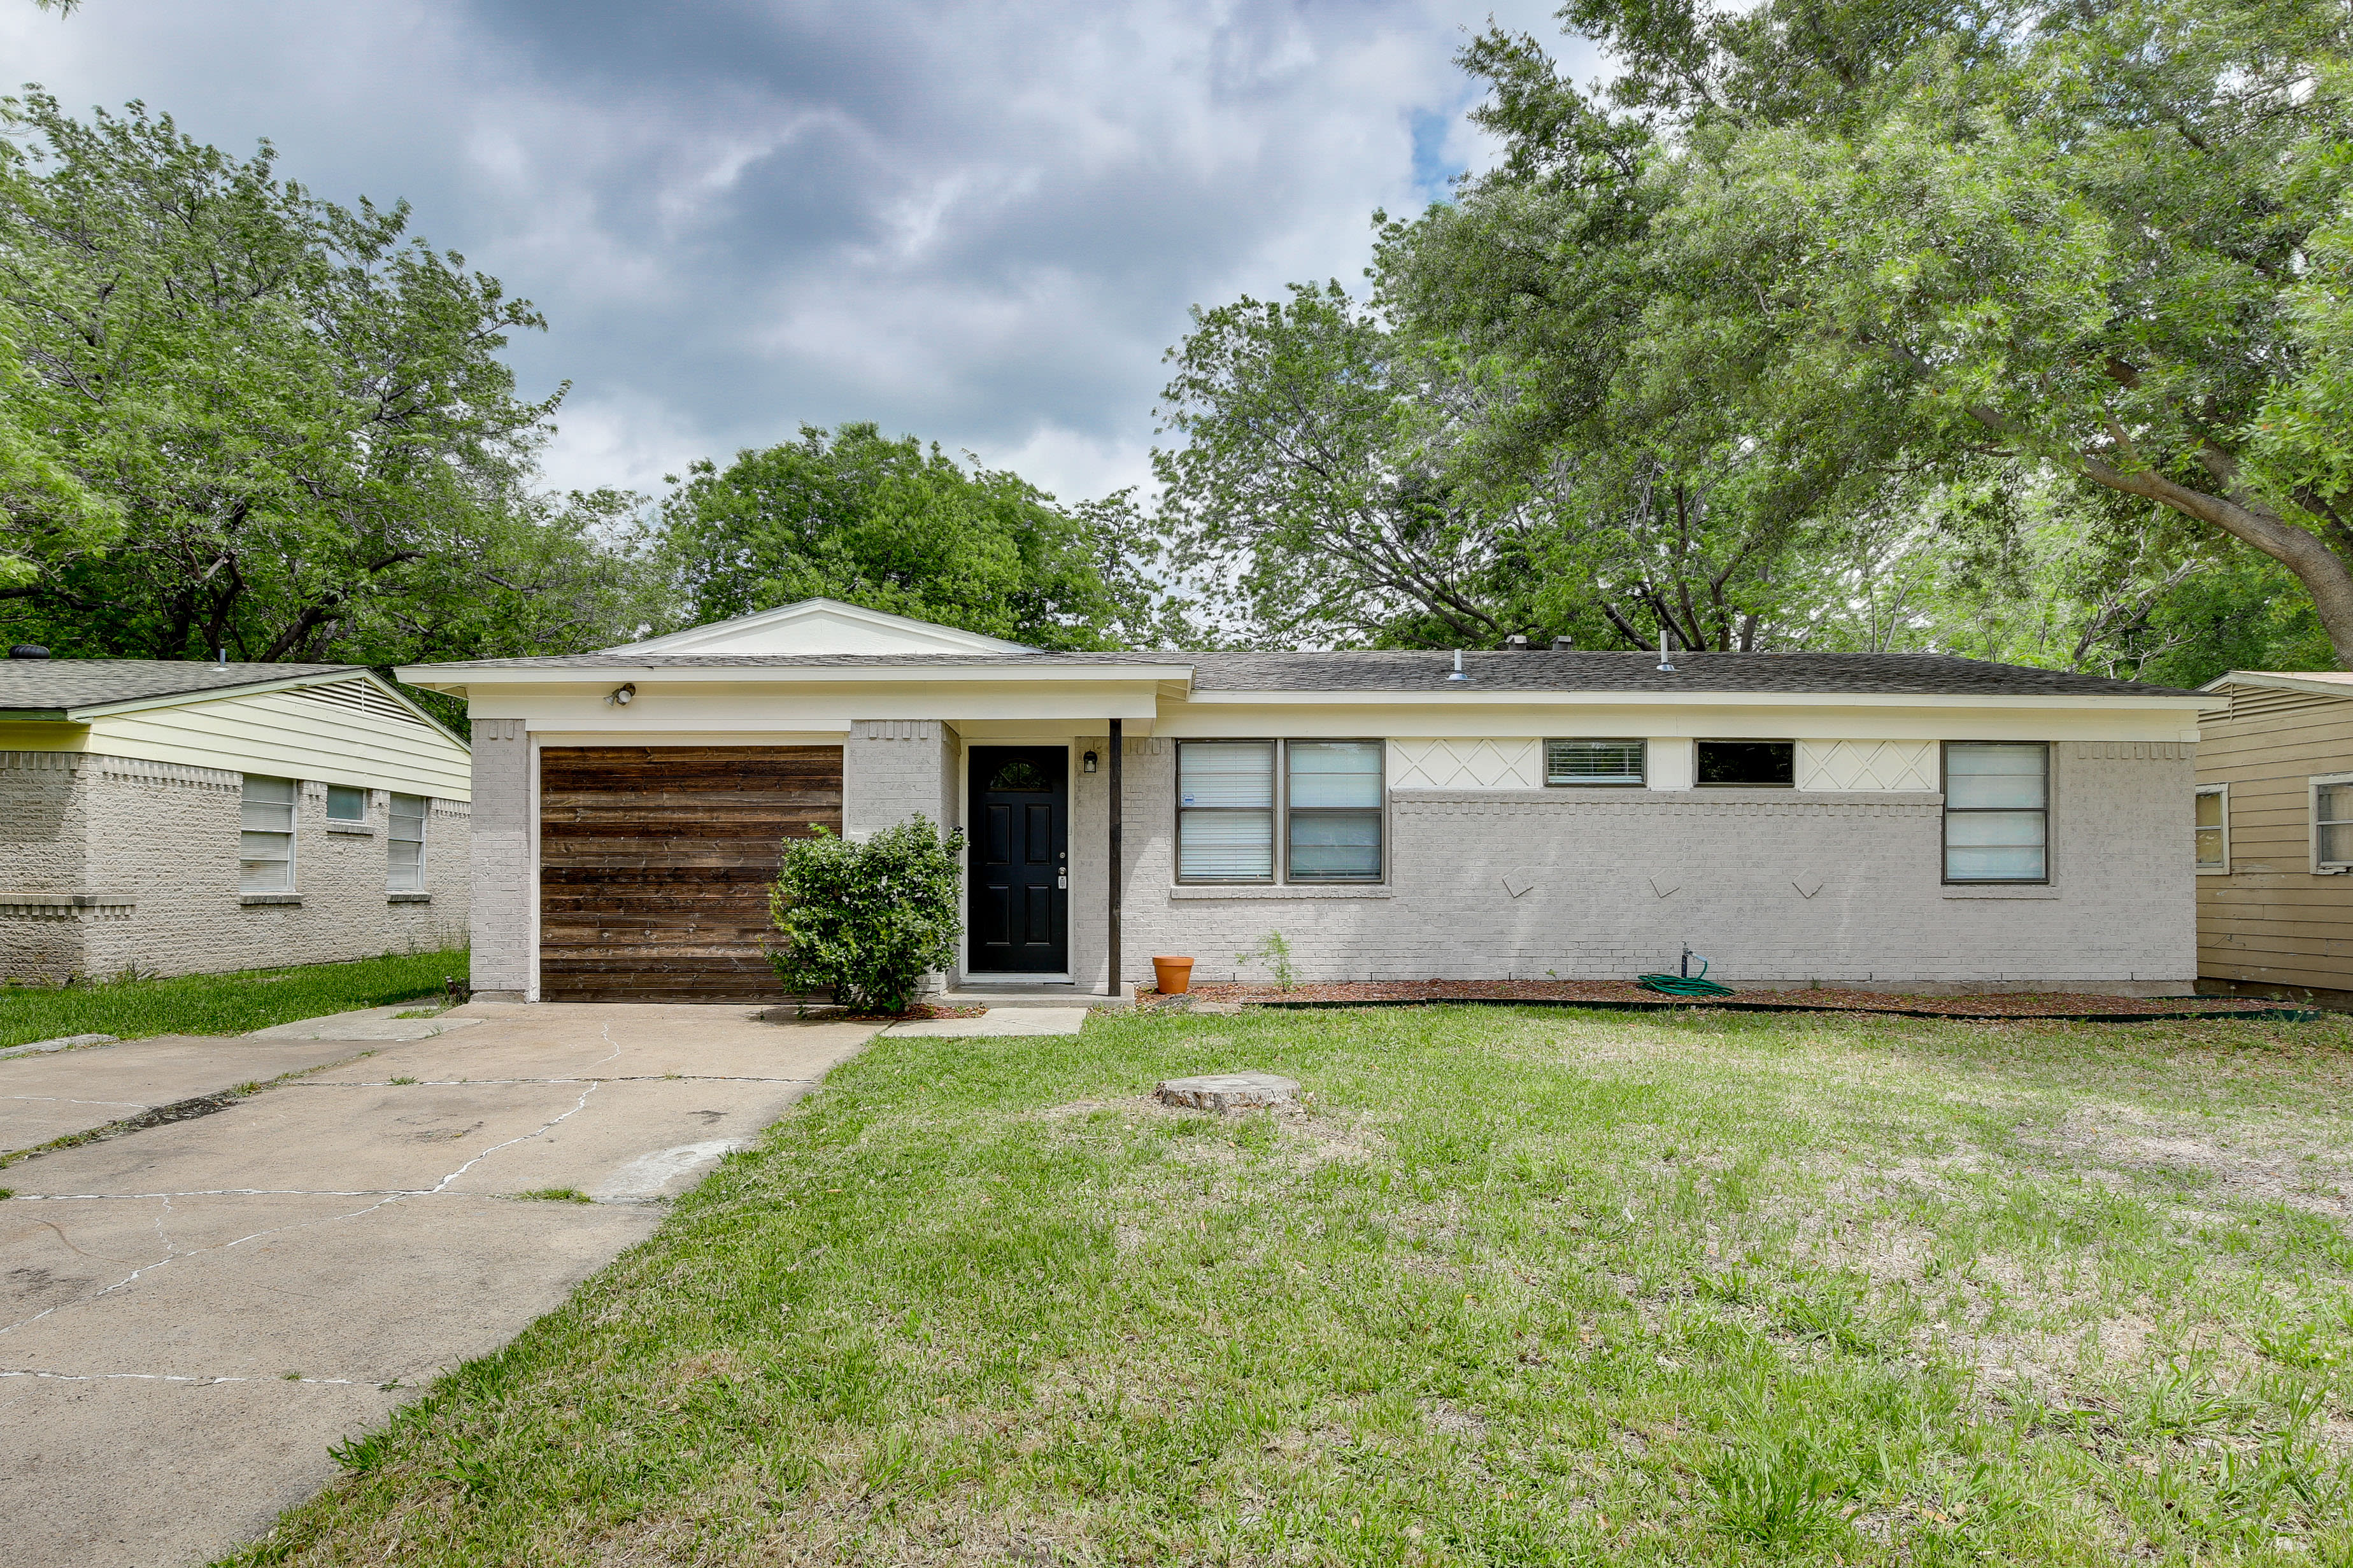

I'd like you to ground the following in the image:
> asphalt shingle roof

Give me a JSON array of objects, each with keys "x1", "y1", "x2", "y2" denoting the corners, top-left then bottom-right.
[
  {"x1": 399, "y1": 648, "x2": 2197, "y2": 699},
  {"x1": 0, "y1": 660, "x2": 360, "y2": 717}
]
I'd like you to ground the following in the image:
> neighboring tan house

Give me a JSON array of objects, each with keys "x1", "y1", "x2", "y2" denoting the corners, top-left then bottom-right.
[
  {"x1": 2192, "y1": 670, "x2": 2353, "y2": 1008},
  {"x1": 0, "y1": 652, "x2": 471, "y2": 984},
  {"x1": 395, "y1": 598, "x2": 2208, "y2": 1005}
]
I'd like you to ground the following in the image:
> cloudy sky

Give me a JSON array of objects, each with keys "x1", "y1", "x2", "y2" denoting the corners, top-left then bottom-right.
[{"x1": 1, "y1": 0, "x2": 1596, "y2": 506}]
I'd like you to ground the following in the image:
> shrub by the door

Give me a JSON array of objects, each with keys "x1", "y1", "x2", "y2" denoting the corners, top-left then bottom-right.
[{"x1": 768, "y1": 818, "x2": 965, "y2": 1015}]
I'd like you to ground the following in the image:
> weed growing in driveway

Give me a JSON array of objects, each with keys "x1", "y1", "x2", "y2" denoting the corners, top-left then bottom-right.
[
  {"x1": 232, "y1": 1004, "x2": 2353, "y2": 1565},
  {"x1": 513, "y1": 1188, "x2": 595, "y2": 1204}
]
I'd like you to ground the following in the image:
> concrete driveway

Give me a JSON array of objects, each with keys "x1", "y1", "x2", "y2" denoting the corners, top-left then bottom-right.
[{"x1": 0, "y1": 1002, "x2": 878, "y2": 1568}]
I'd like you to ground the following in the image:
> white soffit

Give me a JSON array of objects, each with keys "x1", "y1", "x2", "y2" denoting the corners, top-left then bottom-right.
[{"x1": 602, "y1": 597, "x2": 1040, "y2": 656}]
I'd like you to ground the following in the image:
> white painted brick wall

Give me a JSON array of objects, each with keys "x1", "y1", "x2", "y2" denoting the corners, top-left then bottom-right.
[
  {"x1": 1105, "y1": 737, "x2": 2195, "y2": 989},
  {"x1": 0, "y1": 751, "x2": 470, "y2": 985}
]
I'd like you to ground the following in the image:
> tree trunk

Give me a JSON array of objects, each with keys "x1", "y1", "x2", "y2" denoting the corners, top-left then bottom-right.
[
  {"x1": 2073, "y1": 456, "x2": 2353, "y2": 670},
  {"x1": 1960, "y1": 401, "x2": 2353, "y2": 668}
]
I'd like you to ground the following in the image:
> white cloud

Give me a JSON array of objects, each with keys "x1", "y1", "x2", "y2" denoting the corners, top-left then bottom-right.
[{"x1": 2, "y1": 0, "x2": 1605, "y2": 508}]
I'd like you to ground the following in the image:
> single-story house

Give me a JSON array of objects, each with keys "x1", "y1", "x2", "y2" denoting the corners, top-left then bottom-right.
[
  {"x1": 2191, "y1": 670, "x2": 2353, "y2": 1008},
  {"x1": 395, "y1": 598, "x2": 2208, "y2": 1003},
  {"x1": 0, "y1": 651, "x2": 471, "y2": 984}
]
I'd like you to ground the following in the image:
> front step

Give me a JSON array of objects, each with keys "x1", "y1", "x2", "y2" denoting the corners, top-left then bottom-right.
[{"x1": 940, "y1": 982, "x2": 1134, "y2": 1010}]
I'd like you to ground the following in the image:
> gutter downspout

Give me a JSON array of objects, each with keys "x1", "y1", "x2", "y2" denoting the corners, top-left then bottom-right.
[{"x1": 1108, "y1": 717, "x2": 1122, "y2": 999}]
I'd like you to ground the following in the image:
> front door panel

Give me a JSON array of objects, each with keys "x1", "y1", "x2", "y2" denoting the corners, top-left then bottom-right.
[{"x1": 969, "y1": 746, "x2": 1068, "y2": 973}]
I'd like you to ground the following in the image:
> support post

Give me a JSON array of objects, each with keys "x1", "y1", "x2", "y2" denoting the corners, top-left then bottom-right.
[{"x1": 1107, "y1": 717, "x2": 1123, "y2": 999}]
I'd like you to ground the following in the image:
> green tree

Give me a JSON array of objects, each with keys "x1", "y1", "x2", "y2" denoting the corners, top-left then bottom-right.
[
  {"x1": 660, "y1": 423, "x2": 1128, "y2": 649},
  {"x1": 1396, "y1": 0, "x2": 2353, "y2": 663},
  {"x1": 0, "y1": 95, "x2": 661, "y2": 667}
]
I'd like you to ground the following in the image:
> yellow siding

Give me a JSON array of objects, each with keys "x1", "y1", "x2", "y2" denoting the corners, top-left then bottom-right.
[
  {"x1": 80, "y1": 679, "x2": 470, "y2": 800},
  {"x1": 0, "y1": 721, "x2": 89, "y2": 752},
  {"x1": 2195, "y1": 684, "x2": 2353, "y2": 991}
]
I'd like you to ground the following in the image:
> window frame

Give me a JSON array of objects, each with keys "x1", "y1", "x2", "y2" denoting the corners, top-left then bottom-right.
[
  {"x1": 325, "y1": 784, "x2": 369, "y2": 824},
  {"x1": 1284, "y1": 738, "x2": 1386, "y2": 884},
  {"x1": 1940, "y1": 740, "x2": 2051, "y2": 886},
  {"x1": 1174, "y1": 739, "x2": 1279, "y2": 886},
  {"x1": 2311, "y1": 772, "x2": 2353, "y2": 873},
  {"x1": 2194, "y1": 782, "x2": 2229, "y2": 875},
  {"x1": 239, "y1": 775, "x2": 298, "y2": 894},
  {"x1": 1173, "y1": 738, "x2": 1388, "y2": 886},
  {"x1": 388, "y1": 793, "x2": 427, "y2": 892},
  {"x1": 1694, "y1": 739, "x2": 1796, "y2": 789},
  {"x1": 1544, "y1": 737, "x2": 1647, "y2": 788}
]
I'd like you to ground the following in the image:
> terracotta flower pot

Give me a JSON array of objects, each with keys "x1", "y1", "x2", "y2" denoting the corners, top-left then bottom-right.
[{"x1": 1152, "y1": 956, "x2": 1196, "y2": 996}]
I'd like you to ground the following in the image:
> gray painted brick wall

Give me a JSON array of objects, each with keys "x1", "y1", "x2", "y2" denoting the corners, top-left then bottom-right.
[
  {"x1": 1105, "y1": 737, "x2": 2194, "y2": 990},
  {"x1": 468, "y1": 718, "x2": 530, "y2": 998},
  {"x1": 843, "y1": 719, "x2": 959, "y2": 988}
]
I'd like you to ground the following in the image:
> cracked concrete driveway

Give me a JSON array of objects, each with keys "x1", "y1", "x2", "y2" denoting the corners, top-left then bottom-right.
[{"x1": 0, "y1": 1001, "x2": 877, "y2": 1568}]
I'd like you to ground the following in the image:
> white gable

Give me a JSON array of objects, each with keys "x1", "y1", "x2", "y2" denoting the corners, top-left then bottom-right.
[{"x1": 603, "y1": 598, "x2": 1037, "y2": 656}]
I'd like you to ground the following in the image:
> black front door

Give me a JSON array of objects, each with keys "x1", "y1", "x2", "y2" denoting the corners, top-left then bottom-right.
[{"x1": 969, "y1": 746, "x2": 1068, "y2": 973}]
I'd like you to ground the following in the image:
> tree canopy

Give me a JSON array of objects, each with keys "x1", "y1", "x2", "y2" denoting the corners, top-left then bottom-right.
[
  {"x1": 659, "y1": 423, "x2": 1159, "y2": 651},
  {"x1": 0, "y1": 95, "x2": 661, "y2": 678},
  {"x1": 1157, "y1": 0, "x2": 2353, "y2": 674}
]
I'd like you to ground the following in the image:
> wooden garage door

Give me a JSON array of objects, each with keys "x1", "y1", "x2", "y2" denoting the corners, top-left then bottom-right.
[{"x1": 539, "y1": 746, "x2": 843, "y2": 1002}]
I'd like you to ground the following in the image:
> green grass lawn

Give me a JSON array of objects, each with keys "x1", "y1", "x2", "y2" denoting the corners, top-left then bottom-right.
[
  {"x1": 232, "y1": 1003, "x2": 2353, "y2": 1565},
  {"x1": 0, "y1": 948, "x2": 467, "y2": 1048}
]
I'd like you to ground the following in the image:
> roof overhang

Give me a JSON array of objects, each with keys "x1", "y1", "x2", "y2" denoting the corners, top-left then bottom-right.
[
  {"x1": 1178, "y1": 688, "x2": 2215, "y2": 711},
  {"x1": 396, "y1": 661, "x2": 1198, "y2": 697},
  {"x1": 2198, "y1": 670, "x2": 2353, "y2": 701},
  {"x1": 2, "y1": 667, "x2": 464, "y2": 749}
]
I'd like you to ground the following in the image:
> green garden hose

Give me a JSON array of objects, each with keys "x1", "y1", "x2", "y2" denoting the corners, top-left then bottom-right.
[{"x1": 1638, "y1": 954, "x2": 1735, "y2": 998}]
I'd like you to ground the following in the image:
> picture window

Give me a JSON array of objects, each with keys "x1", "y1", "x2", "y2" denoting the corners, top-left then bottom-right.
[{"x1": 1176, "y1": 740, "x2": 1385, "y2": 884}]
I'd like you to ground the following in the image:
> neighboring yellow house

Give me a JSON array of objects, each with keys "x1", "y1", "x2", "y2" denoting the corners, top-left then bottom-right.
[
  {"x1": 0, "y1": 652, "x2": 471, "y2": 984},
  {"x1": 2194, "y1": 670, "x2": 2353, "y2": 1007}
]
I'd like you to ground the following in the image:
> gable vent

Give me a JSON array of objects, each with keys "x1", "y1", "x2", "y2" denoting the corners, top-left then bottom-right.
[
  {"x1": 2226, "y1": 686, "x2": 2343, "y2": 723},
  {"x1": 293, "y1": 679, "x2": 427, "y2": 727}
]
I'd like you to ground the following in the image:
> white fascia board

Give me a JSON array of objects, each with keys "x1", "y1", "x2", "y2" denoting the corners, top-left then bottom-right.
[
  {"x1": 394, "y1": 661, "x2": 1196, "y2": 691},
  {"x1": 1186, "y1": 688, "x2": 2213, "y2": 712},
  {"x1": 2199, "y1": 671, "x2": 2353, "y2": 700},
  {"x1": 63, "y1": 666, "x2": 373, "y2": 720}
]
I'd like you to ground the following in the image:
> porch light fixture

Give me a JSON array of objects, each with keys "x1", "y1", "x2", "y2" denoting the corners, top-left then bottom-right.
[
  {"x1": 607, "y1": 682, "x2": 635, "y2": 706},
  {"x1": 1083, "y1": 750, "x2": 1099, "y2": 773}
]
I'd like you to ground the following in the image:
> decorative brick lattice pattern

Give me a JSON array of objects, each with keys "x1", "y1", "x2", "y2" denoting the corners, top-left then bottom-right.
[
  {"x1": 1796, "y1": 740, "x2": 1938, "y2": 792},
  {"x1": 1388, "y1": 738, "x2": 1542, "y2": 790}
]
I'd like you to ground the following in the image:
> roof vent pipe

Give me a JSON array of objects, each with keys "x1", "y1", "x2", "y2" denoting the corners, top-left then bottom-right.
[
  {"x1": 1656, "y1": 628, "x2": 1676, "y2": 674},
  {"x1": 8, "y1": 644, "x2": 50, "y2": 660},
  {"x1": 216, "y1": 647, "x2": 226, "y2": 667},
  {"x1": 1504, "y1": 633, "x2": 1528, "y2": 651},
  {"x1": 1447, "y1": 649, "x2": 1469, "y2": 682},
  {"x1": 1551, "y1": 635, "x2": 1574, "y2": 651}
]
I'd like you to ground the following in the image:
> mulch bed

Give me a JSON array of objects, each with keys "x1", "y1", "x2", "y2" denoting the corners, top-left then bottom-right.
[{"x1": 1138, "y1": 979, "x2": 2321, "y2": 1024}]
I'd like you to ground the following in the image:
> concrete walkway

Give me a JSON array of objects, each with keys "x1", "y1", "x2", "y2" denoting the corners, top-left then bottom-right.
[{"x1": 0, "y1": 1001, "x2": 878, "y2": 1568}]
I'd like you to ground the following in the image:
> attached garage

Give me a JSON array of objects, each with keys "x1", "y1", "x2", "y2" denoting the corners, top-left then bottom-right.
[{"x1": 537, "y1": 745, "x2": 842, "y2": 1001}]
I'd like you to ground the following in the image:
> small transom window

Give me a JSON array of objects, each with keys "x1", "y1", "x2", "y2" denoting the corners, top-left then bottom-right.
[
  {"x1": 326, "y1": 785, "x2": 367, "y2": 822},
  {"x1": 1696, "y1": 741, "x2": 1794, "y2": 788},
  {"x1": 1546, "y1": 739, "x2": 1645, "y2": 786}
]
